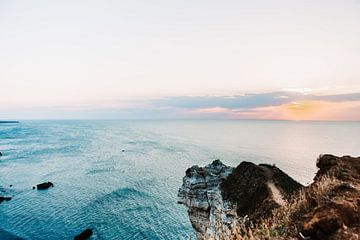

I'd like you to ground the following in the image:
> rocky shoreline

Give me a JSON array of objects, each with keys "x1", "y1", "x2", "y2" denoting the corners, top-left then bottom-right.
[{"x1": 178, "y1": 154, "x2": 360, "y2": 239}]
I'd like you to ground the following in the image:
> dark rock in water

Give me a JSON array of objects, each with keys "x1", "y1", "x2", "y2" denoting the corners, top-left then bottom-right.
[
  {"x1": 122, "y1": 149, "x2": 125, "y2": 152},
  {"x1": 74, "y1": 228, "x2": 93, "y2": 240},
  {"x1": 36, "y1": 182, "x2": 54, "y2": 190},
  {"x1": 9, "y1": 185, "x2": 12, "y2": 187},
  {"x1": 0, "y1": 196, "x2": 12, "y2": 203},
  {"x1": 0, "y1": 152, "x2": 2, "y2": 156},
  {"x1": 32, "y1": 186, "x2": 35, "y2": 190}
]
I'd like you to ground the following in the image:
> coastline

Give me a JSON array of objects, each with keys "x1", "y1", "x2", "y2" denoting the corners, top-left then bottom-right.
[
  {"x1": 178, "y1": 154, "x2": 360, "y2": 239},
  {"x1": 1, "y1": 120, "x2": 359, "y2": 239}
]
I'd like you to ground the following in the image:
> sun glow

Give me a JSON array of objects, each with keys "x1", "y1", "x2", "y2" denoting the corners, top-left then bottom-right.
[
  {"x1": 284, "y1": 101, "x2": 321, "y2": 120},
  {"x1": 275, "y1": 100, "x2": 360, "y2": 121},
  {"x1": 223, "y1": 100, "x2": 360, "y2": 121}
]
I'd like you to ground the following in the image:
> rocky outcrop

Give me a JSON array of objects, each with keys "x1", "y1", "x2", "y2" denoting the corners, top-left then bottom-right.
[
  {"x1": 295, "y1": 155, "x2": 360, "y2": 240},
  {"x1": 178, "y1": 160, "x2": 235, "y2": 239},
  {"x1": 178, "y1": 160, "x2": 302, "y2": 239},
  {"x1": 36, "y1": 182, "x2": 54, "y2": 190},
  {"x1": 314, "y1": 154, "x2": 360, "y2": 182},
  {"x1": 221, "y1": 162, "x2": 302, "y2": 221},
  {"x1": 179, "y1": 155, "x2": 360, "y2": 240},
  {"x1": 0, "y1": 196, "x2": 12, "y2": 203}
]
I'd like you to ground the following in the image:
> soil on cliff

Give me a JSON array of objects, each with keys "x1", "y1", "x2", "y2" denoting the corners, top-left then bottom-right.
[
  {"x1": 227, "y1": 154, "x2": 360, "y2": 240},
  {"x1": 178, "y1": 154, "x2": 360, "y2": 240},
  {"x1": 220, "y1": 161, "x2": 303, "y2": 220},
  {"x1": 290, "y1": 155, "x2": 360, "y2": 240}
]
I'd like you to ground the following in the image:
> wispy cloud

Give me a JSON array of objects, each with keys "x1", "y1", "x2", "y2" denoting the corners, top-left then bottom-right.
[
  {"x1": 2, "y1": 91, "x2": 360, "y2": 120},
  {"x1": 148, "y1": 92, "x2": 360, "y2": 121}
]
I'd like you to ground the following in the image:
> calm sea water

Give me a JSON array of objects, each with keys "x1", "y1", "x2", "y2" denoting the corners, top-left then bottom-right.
[{"x1": 0, "y1": 120, "x2": 359, "y2": 239}]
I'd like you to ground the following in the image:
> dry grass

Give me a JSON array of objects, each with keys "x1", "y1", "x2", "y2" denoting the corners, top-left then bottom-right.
[
  {"x1": 204, "y1": 175, "x2": 343, "y2": 240},
  {"x1": 192, "y1": 154, "x2": 360, "y2": 240}
]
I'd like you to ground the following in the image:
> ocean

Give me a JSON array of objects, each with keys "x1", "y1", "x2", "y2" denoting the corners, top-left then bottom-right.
[{"x1": 0, "y1": 120, "x2": 359, "y2": 239}]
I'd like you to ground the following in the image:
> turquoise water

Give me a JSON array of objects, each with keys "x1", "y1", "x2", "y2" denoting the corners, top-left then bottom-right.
[{"x1": 0, "y1": 120, "x2": 359, "y2": 239}]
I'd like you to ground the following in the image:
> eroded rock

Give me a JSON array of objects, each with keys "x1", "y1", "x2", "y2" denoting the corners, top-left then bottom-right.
[{"x1": 178, "y1": 160, "x2": 235, "y2": 239}]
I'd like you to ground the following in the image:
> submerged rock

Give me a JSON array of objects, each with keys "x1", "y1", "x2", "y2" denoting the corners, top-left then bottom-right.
[
  {"x1": 74, "y1": 228, "x2": 93, "y2": 240},
  {"x1": 0, "y1": 196, "x2": 12, "y2": 203},
  {"x1": 36, "y1": 182, "x2": 54, "y2": 190},
  {"x1": 0, "y1": 229, "x2": 23, "y2": 240}
]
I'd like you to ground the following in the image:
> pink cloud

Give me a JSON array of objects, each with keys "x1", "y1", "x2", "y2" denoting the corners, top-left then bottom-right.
[{"x1": 187, "y1": 101, "x2": 360, "y2": 121}]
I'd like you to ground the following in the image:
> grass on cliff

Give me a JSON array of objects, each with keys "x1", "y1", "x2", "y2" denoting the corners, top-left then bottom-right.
[{"x1": 212, "y1": 175, "x2": 342, "y2": 240}]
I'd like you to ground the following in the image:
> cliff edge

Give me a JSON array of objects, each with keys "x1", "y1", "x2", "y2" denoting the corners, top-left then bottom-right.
[{"x1": 178, "y1": 154, "x2": 360, "y2": 240}]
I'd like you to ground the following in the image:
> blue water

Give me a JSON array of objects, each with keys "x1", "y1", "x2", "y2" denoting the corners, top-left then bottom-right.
[{"x1": 0, "y1": 120, "x2": 359, "y2": 239}]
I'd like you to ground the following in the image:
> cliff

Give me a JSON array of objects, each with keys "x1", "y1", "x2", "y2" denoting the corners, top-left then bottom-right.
[
  {"x1": 292, "y1": 155, "x2": 360, "y2": 239},
  {"x1": 178, "y1": 160, "x2": 235, "y2": 239},
  {"x1": 178, "y1": 155, "x2": 360, "y2": 240}
]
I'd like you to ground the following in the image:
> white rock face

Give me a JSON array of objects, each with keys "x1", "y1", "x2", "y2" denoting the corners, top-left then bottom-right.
[{"x1": 178, "y1": 160, "x2": 237, "y2": 240}]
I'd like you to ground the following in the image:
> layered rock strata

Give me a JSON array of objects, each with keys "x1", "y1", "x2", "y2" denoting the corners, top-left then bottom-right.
[{"x1": 178, "y1": 160, "x2": 235, "y2": 239}]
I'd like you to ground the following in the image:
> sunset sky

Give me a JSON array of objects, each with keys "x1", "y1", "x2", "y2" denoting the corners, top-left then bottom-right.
[{"x1": 1, "y1": 0, "x2": 360, "y2": 120}]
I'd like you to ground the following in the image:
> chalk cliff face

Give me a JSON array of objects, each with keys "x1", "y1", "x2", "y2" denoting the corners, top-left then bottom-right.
[
  {"x1": 178, "y1": 160, "x2": 302, "y2": 239},
  {"x1": 177, "y1": 160, "x2": 235, "y2": 239}
]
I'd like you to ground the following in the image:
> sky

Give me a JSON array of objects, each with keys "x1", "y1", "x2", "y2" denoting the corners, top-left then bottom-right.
[{"x1": 1, "y1": 0, "x2": 360, "y2": 120}]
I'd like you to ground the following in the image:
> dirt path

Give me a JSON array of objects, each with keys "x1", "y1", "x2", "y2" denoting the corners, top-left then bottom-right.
[
  {"x1": 267, "y1": 181, "x2": 286, "y2": 206},
  {"x1": 260, "y1": 165, "x2": 287, "y2": 206}
]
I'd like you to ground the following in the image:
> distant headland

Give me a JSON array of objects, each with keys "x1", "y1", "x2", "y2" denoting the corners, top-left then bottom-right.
[{"x1": 0, "y1": 121, "x2": 19, "y2": 123}]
